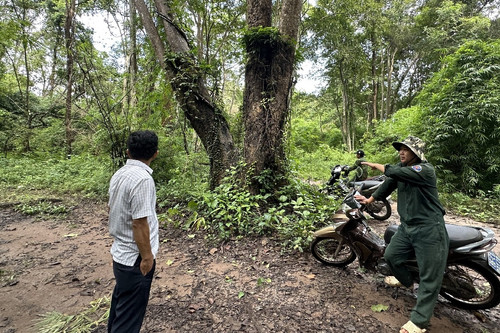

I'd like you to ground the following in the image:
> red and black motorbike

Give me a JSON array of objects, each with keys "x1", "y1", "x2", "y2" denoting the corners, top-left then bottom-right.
[
  {"x1": 311, "y1": 190, "x2": 500, "y2": 310},
  {"x1": 322, "y1": 164, "x2": 391, "y2": 221}
]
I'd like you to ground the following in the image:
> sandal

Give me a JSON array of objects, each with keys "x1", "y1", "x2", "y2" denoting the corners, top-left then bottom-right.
[
  {"x1": 400, "y1": 321, "x2": 426, "y2": 333},
  {"x1": 384, "y1": 276, "x2": 403, "y2": 287}
]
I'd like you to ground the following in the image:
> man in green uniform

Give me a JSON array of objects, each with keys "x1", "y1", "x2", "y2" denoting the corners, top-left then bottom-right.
[
  {"x1": 355, "y1": 136, "x2": 449, "y2": 333},
  {"x1": 345, "y1": 149, "x2": 368, "y2": 182}
]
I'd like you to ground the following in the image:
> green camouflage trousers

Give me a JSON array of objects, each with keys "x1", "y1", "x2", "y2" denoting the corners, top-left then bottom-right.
[{"x1": 384, "y1": 221, "x2": 449, "y2": 328}]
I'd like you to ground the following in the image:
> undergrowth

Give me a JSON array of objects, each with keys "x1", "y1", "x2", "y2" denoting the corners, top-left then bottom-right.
[
  {"x1": 440, "y1": 190, "x2": 500, "y2": 225},
  {"x1": 161, "y1": 165, "x2": 341, "y2": 252},
  {"x1": 14, "y1": 200, "x2": 68, "y2": 216},
  {"x1": 1, "y1": 154, "x2": 498, "y2": 251},
  {"x1": 0, "y1": 154, "x2": 111, "y2": 203}
]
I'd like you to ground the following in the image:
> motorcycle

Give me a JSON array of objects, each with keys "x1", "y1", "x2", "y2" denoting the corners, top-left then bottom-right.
[
  {"x1": 311, "y1": 190, "x2": 500, "y2": 310},
  {"x1": 322, "y1": 164, "x2": 392, "y2": 221}
]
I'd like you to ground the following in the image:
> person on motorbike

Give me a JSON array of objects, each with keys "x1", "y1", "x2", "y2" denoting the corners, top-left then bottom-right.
[
  {"x1": 344, "y1": 149, "x2": 368, "y2": 182},
  {"x1": 354, "y1": 136, "x2": 449, "y2": 333}
]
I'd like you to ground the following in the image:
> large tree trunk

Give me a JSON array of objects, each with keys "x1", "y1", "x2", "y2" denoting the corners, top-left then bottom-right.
[
  {"x1": 243, "y1": 0, "x2": 302, "y2": 193},
  {"x1": 134, "y1": 0, "x2": 239, "y2": 189}
]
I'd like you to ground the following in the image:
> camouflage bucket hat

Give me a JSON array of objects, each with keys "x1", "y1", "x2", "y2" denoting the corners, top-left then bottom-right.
[{"x1": 392, "y1": 136, "x2": 426, "y2": 162}]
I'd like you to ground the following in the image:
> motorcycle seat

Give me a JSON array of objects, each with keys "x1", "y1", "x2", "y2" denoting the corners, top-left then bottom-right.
[
  {"x1": 351, "y1": 180, "x2": 382, "y2": 190},
  {"x1": 384, "y1": 224, "x2": 483, "y2": 249}
]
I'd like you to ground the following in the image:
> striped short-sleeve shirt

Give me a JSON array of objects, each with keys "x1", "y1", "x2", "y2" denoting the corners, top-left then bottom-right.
[{"x1": 108, "y1": 159, "x2": 159, "y2": 266}]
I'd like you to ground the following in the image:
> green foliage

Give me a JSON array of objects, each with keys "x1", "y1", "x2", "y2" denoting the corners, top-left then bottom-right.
[
  {"x1": 440, "y1": 190, "x2": 500, "y2": 224},
  {"x1": 150, "y1": 134, "x2": 185, "y2": 186},
  {"x1": 156, "y1": 150, "x2": 210, "y2": 203},
  {"x1": 256, "y1": 277, "x2": 272, "y2": 286},
  {"x1": 290, "y1": 144, "x2": 355, "y2": 182},
  {"x1": 362, "y1": 106, "x2": 427, "y2": 165},
  {"x1": 290, "y1": 92, "x2": 344, "y2": 154},
  {"x1": 242, "y1": 27, "x2": 287, "y2": 51},
  {"x1": 36, "y1": 297, "x2": 110, "y2": 333},
  {"x1": 272, "y1": 178, "x2": 339, "y2": 251},
  {"x1": 0, "y1": 89, "x2": 64, "y2": 154},
  {"x1": 0, "y1": 154, "x2": 112, "y2": 201},
  {"x1": 29, "y1": 119, "x2": 66, "y2": 153},
  {"x1": 15, "y1": 200, "x2": 68, "y2": 216},
  {"x1": 417, "y1": 40, "x2": 500, "y2": 194},
  {"x1": 194, "y1": 164, "x2": 268, "y2": 239},
  {"x1": 193, "y1": 165, "x2": 339, "y2": 251},
  {"x1": 290, "y1": 118, "x2": 342, "y2": 153}
]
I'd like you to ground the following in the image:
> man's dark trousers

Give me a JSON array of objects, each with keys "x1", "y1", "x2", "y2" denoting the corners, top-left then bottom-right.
[{"x1": 108, "y1": 256, "x2": 156, "y2": 333}]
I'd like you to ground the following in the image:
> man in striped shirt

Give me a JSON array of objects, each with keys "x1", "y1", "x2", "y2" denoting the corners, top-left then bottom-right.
[{"x1": 107, "y1": 130, "x2": 159, "y2": 333}]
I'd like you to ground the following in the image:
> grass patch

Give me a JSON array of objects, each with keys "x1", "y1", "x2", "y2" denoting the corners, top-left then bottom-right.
[
  {"x1": 14, "y1": 200, "x2": 68, "y2": 216},
  {"x1": 0, "y1": 154, "x2": 112, "y2": 204}
]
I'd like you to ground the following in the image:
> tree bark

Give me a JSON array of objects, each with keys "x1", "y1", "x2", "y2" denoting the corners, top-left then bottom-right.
[
  {"x1": 384, "y1": 46, "x2": 397, "y2": 119},
  {"x1": 243, "y1": 0, "x2": 302, "y2": 193},
  {"x1": 338, "y1": 59, "x2": 352, "y2": 151}
]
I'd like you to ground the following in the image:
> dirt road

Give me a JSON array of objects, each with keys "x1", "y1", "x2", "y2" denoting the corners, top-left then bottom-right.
[{"x1": 1, "y1": 201, "x2": 499, "y2": 332}]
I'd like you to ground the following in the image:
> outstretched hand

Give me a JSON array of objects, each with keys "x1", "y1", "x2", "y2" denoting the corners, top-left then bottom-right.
[
  {"x1": 361, "y1": 161, "x2": 385, "y2": 173},
  {"x1": 361, "y1": 161, "x2": 376, "y2": 169}
]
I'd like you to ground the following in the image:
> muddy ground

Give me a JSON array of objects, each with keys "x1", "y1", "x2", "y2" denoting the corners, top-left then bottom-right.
[{"x1": 1, "y1": 199, "x2": 500, "y2": 333}]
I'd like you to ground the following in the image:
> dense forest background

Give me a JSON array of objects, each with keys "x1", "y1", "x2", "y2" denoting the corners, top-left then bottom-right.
[{"x1": 1, "y1": 0, "x2": 500, "y2": 247}]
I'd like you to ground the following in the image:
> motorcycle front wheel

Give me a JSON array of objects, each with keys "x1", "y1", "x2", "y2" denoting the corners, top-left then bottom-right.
[
  {"x1": 440, "y1": 261, "x2": 500, "y2": 310},
  {"x1": 311, "y1": 237, "x2": 356, "y2": 266},
  {"x1": 366, "y1": 199, "x2": 391, "y2": 221}
]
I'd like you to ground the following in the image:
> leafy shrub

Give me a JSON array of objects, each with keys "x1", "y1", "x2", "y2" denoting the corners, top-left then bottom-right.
[
  {"x1": 440, "y1": 191, "x2": 500, "y2": 224},
  {"x1": 155, "y1": 150, "x2": 210, "y2": 203},
  {"x1": 193, "y1": 165, "x2": 339, "y2": 251},
  {"x1": 417, "y1": 40, "x2": 500, "y2": 195}
]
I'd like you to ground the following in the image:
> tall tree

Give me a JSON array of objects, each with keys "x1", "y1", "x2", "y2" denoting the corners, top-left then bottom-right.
[
  {"x1": 305, "y1": 0, "x2": 495, "y2": 151},
  {"x1": 3, "y1": 0, "x2": 45, "y2": 151},
  {"x1": 134, "y1": 0, "x2": 303, "y2": 191},
  {"x1": 64, "y1": 0, "x2": 76, "y2": 157},
  {"x1": 243, "y1": 0, "x2": 302, "y2": 191},
  {"x1": 305, "y1": 0, "x2": 370, "y2": 149},
  {"x1": 134, "y1": 0, "x2": 239, "y2": 189}
]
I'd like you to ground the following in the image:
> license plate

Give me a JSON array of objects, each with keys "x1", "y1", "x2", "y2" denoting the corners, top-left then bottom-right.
[{"x1": 488, "y1": 252, "x2": 500, "y2": 275}]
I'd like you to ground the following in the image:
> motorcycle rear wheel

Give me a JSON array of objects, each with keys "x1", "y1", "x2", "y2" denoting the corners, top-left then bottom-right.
[
  {"x1": 440, "y1": 261, "x2": 500, "y2": 310},
  {"x1": 366, "y1": 199, "x2": 391, "y2": 221},
  {"x1": 311, "y1": 237, "x2": 356, "y2": 266}
]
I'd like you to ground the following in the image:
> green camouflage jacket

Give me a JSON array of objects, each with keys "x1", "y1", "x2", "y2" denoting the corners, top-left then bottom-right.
[{"x1": 372, "y1": 162, "x2": 445, "y2": 225}]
